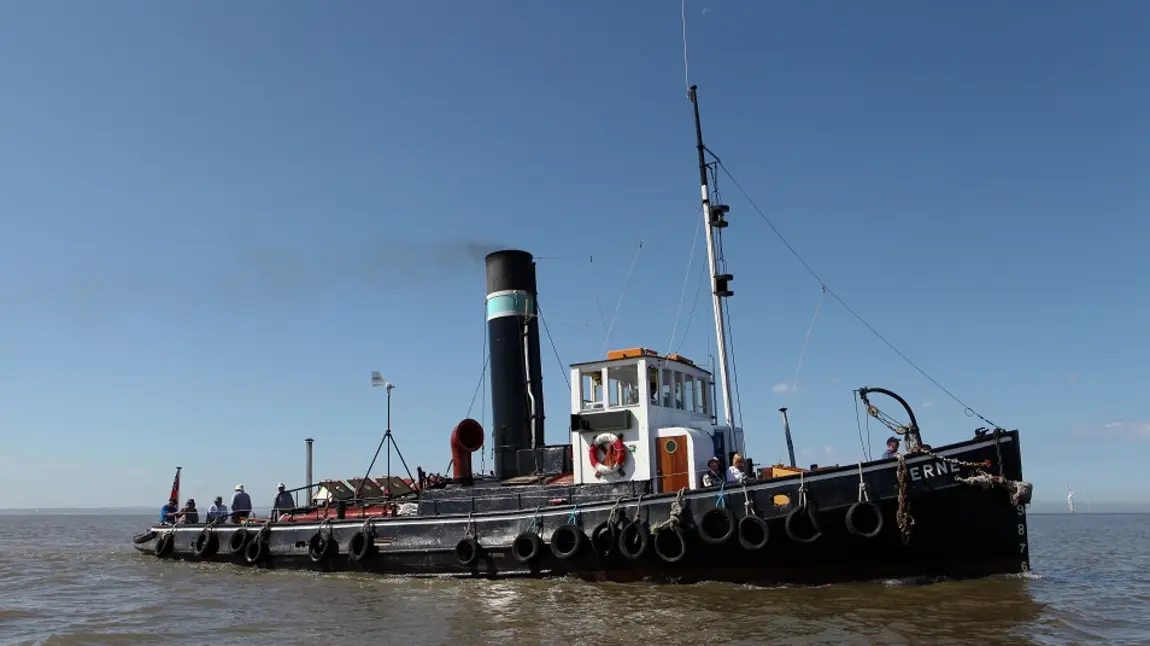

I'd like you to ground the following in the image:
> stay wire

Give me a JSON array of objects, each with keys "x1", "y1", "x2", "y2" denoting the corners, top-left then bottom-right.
[
  {"x1": 668, "y1": 207, "x2": 703, "y2": 352},
  {"x1": 788, "y1": 285, "x2": 827, "y2": 395},
  {"x1": 599, "y1": 240, "x2": 645, "y2": 358},
  {"x1": 716, "y1": 161, "x2": 998, "y2": 428},
  {"x1": 537, "y1": 299, "x2": 572, "y2": 394}
]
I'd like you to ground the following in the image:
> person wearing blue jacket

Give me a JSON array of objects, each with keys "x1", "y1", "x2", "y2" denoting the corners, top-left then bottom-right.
[{"x1": 159, "y1": 498, "x2": 179, "y2": 524}]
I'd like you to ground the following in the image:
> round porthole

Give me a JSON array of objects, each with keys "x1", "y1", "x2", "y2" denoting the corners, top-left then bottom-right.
[{"x1": 664, "y1": 439, "x2": 679, "y2": 454}]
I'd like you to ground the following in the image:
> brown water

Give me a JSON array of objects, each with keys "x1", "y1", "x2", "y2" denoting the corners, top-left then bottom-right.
[{"x1": 0, "y1": 513, "x2": 1146, "y2": 645}]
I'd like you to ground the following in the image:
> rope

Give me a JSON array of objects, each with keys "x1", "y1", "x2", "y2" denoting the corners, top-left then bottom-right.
[
  {"x1": 464, "y1": 511, "x2": 475, "y2": 538},
  {"x1": 716, "y1": 161, "x2": 1000, "y2": 429},
  {"x1": 632, "y1": 494, "x2": 645, "y2": 522},
  {"x1": 567, "y1": 503, "x2": 581, "y2": 527},
  {"x1": 856, "y1": 462, "x2": 869, "y2": 503},
  {"x1": 528, "y1": 505, "x2": 544, "y2": 535},
  {"x1": 599, "y1": 240, "x2": 644, "y2": 358},
  {"x1": 716, "y1": 481, "x2": 727, "y2": 508},
  {"x1": 895, "y1": 454, "x2": 915, "y2": 544},
  {"x1": 651, "y1": 488, "x2": 687, "y2": 533},
  {"x1": 606, "y1": 498, "x2": 624, "y2": 527},
  {"x1": 788, "y1": 285, "x2": 826, "y2": 395},
  {"x1": 797, "y1": 471, "x2": 808, "y2": 507},
  {"x1": 741, "y1": 479, "x2": 754, "y2": 513}
]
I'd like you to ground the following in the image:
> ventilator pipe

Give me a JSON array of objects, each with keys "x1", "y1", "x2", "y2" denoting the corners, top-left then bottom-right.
[{"x1": 451, "y1": 419, "x2": 485, "y2": 486}]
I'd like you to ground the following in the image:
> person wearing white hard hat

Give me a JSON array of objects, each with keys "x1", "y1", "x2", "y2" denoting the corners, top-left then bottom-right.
[
  {"x1": 230, "y1": 484, "x2": 252, "y2": 523},
  {"x1": 271, "y1": 482, "x2": 295, "y2": 518}
]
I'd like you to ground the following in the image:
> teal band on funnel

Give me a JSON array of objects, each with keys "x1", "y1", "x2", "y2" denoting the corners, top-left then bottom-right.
[{"x1": 486, "y1": 290, "x2": 534, "y2": 321}]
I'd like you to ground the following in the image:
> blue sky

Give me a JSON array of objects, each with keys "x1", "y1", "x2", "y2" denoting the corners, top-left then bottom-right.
[{"x1": 0, "y1": 1, "x2": 1146, "y2": 509}]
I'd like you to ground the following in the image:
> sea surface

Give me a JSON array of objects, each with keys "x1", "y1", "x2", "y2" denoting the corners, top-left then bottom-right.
[{"x1": 0, "y1": 513, "x2": 1146, "y2": 645}]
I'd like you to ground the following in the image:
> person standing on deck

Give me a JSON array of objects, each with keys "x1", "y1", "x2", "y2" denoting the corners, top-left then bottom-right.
[
  {"x1": 230, "y1": 484, "x2": 252, "y2": 523},
  {"x1": 702, "y1": 456, "x2": 725, "y2": 487},
  {"x1": 271, "y1": 482, "x2": 295, "y2": 517},
  {"x1": 883, "y1": 437, "x2": 900, "y2": 459}
]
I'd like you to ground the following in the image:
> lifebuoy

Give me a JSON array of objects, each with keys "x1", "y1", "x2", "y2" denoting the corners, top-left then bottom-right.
[
  {"x1": 193, "y1": 530, "x2": 219, "y2": 558},
  {"x1": 511, "y1": 532, "x2": 543, "y2": 564},
  {"x1": 588, "y1": 433, "x2": 627, "y2": 478},
  {"x1": 698, "y1": 506, "x2": 735, "y2": 544},
  {"x1": 737, "y1": 515, "x2": 770, "y2": 551},
  {"x1": 845, "y1": 501, "x2": 884, "y2": 539},
  {"x1": 153, "y1": 533, "x2": 174, "y2": 558},
  {"x1": 455, "y1": 536, "x2": 482, "y2": 566},
  {"x1": 653, "y1": 526, "x2": 687, "y2": 564},
  {"x1": 617, "y1": 520, "x2": 651, "y2": 560},
  {"x1": 785, "y1": 503, "x2": 823, "y2": 544},
  {"x1": 550, "y1": 525, "x2": 587, "y2": 560},
  {"x1": 308, "y1": 532, "x2": 337, "y2": 563},
  {"x1": 348, "y1": 530, "x2": 374, "y2": 563}
]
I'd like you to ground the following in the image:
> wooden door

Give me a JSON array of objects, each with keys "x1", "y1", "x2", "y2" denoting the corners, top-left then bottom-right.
[{"x1": 657, "y1": 435, "x2": 690, "y2": 493}]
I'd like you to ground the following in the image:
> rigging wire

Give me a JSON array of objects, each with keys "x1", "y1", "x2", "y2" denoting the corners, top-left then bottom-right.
[
  {"x1": 853, "y1": 391, "x2": 872, "y2": 462},
  {"x1": 673, "y1": 263, "x2": 707, "y2": 355},
  {"x1": 598, "y1": 240, "x2": 645, "y2": 358},
  {"x1": 537, "y1": 300, "x2": 573, "y2": 394},
  {"x1": 788, "y1": 285, "x2": 827, "y2": 396},
  {"x1": 715, "y1": 161, "x2": 999, "y2": 428},
  {"x1": 466, "y1": 316, "x2": 490, "y2": 420},
  {"x1": 668, "y1": 208, "x2": 703, "y2": 352},
  {"x1": 722, "y1": 297, "x2": 747, "y2": 456}
]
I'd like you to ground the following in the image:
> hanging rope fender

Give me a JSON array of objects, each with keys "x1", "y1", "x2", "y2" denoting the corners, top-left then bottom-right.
[
  {"x1": 243, "y1": 523, "x2": 272, "y2": 564},
  {"x1": 348, "y1": 519, "x2": 377, "y2": 563},
  {"x1": 193, "y1": 522, "x2": 220, "y2": 558},
  {"x1": 590, "y1": 498, "x2": 626, "y2": 558},
  {"x1": 785, "y1": 472, "x2": 823, "y2": 544},
  {"x1": 736, "y1": 480, "x2": 770, "y2": 550},
  {"x1": 308, "y1": 520, "x2": 338, "y2": 563},
  {"x1": 589, "y1": 433, "x2": 628, "y2": 478},
  {"x1": 699, "y1": 483, "x2": 736, "y2": 545},
  {"x1": 845, "y1": 463, "x2": 884, "y2": 540}
]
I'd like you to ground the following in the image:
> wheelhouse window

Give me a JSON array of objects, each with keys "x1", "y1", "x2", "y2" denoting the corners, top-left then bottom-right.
[
  {"x1": 683, "y1": 374, "x2": 697, "y2": 413},
  {"x1": 673, "y1": 371, "x2": 684, "y2": 410},
  {"x1": 581, "y1": 369, "x2": 604, "y2": 410},
  {"x1": 661, "y1": 368, "x2": 673, "y2": 408},
  {"x1": 607, "y1": 364, "x2": 640, "y2": 408},
  {"x1": 696, "y1": 377, "x2": 709, "y2": 415},
  {"x1": 648, "y1": 366, "x2": 659, "y2": 405}
]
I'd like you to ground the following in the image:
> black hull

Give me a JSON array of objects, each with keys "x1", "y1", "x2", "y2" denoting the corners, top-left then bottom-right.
[{"x1": 133, "y1": 432, "x2": 1031, "y2": 586}]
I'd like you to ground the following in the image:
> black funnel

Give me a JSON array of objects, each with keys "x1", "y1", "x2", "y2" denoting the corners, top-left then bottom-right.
[{"x1": 485, "y1": 250, "x2": 546, "y2": 480}]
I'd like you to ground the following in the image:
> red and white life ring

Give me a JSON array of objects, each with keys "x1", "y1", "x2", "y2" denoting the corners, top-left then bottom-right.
[{"x1": 589, "y1": 433, "x2": 627, "y2": 478}]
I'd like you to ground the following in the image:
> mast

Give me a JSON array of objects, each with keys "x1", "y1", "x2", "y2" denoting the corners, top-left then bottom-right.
[{"x1": 689, "y1": 85, "x2": 736, "y2": 430}]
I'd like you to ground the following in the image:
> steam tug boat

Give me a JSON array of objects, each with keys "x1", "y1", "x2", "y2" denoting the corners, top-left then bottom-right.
[{"x1": 132, "y1": 87, "x2": 1033, "y2": 585}]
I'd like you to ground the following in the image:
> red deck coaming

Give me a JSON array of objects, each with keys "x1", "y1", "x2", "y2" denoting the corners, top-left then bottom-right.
[{"x1": 276, "y1": 472, "x2": 577, "y2": 522}]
